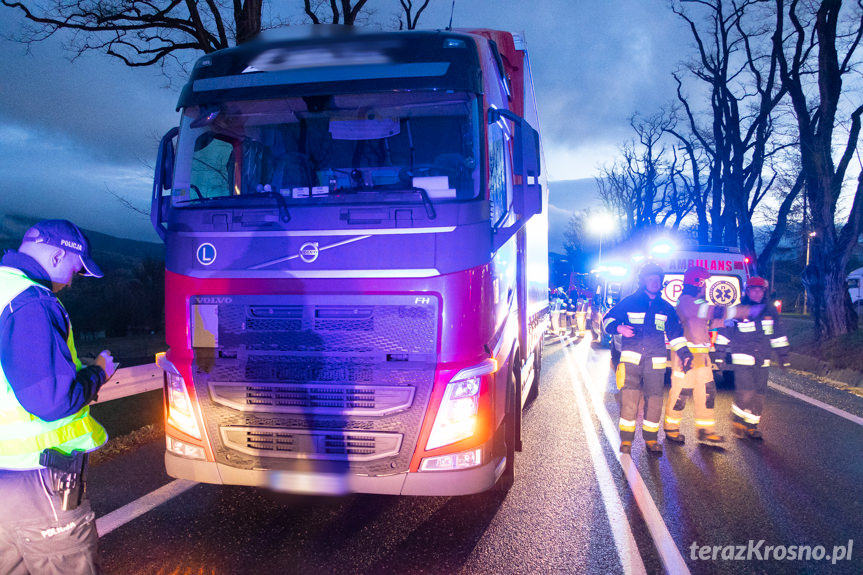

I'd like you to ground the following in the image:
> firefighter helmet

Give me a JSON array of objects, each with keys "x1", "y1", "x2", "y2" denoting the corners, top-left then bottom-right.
[
  {"x1": 683, "y1": 266, "x2": 711, "y2": 286},
  {"x1": 746, "y1": 276, "x2": 768, "y2": 290},
  {"x1": 638, "y1": 262, "x2": 664, "y2": 283}
]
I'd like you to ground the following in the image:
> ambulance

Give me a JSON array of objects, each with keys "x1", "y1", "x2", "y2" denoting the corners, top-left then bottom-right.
[{"x1": 653, "y1": 245, "x2": 751, "y2": 307}]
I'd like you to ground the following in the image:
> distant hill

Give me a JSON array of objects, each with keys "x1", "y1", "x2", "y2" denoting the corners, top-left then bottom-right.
[{"x1": 0, "y1": 213, "x2": 164, "y2": 271}]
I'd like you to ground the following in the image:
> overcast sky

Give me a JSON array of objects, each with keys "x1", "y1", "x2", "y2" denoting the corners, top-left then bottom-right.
[{"x1": 0, "y1": 1, "x2": 691, "y2": 242}]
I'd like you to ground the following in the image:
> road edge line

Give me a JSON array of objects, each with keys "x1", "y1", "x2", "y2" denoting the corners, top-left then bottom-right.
[
  {"x1": 562, "y1": 341, "x2": 648, "y2": 575},
  {"x1": 564, "y1": 335, "x2": 691, "y2": 575},
  {"x1": 96, "y1": 479, "x2": 198, "y2": 537},
  {"x1": 768, "y1": 382, "x2": 863, "y2": 426}
]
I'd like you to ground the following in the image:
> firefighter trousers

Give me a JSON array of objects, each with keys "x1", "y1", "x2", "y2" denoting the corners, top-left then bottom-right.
[
  {"x1": 731, "y1": 364, "x2": 769, "y2": 430},
  {"x1": 0, "y1": 468, "x2": 102, "y2": 575},
  {"x1": 664, "y1": 362, "x2": 718, "y2": 435},
  {"x1": 616, "y1": 354, "x2": 666, "y2": 444}
]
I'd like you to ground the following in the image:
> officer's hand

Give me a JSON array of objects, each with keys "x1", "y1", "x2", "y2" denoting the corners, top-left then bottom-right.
[
  {"x1": 95, "y1": 350, "x2": 117, "y2": 379},
  {"x1": 617, "y1": 325, "x2": 635, "y2": 338}
]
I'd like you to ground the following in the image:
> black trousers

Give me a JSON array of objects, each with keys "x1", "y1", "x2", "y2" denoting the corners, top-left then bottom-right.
[{"x1": 732, "y1": 364, "x2": 769, "y2": 428}]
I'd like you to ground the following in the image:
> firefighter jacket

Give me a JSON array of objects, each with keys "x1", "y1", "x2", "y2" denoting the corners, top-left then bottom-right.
[
  {"x1": 0, "y1": 252, "x2": 108, "y2": 470},
  {"x1": 715, "y1": 296, "x2": 790, "y2": 367},
  {"x1": 671, "y1": 289, "x2": 746, "y2": 369},
  {"x1": 603, "y1": 289, "x2": 691, "y2": 366}
]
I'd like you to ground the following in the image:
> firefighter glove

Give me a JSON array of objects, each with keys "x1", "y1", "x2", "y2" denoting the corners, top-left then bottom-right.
[{"x1": 679, "y1": 349, "x2": 694, "y2": 373}]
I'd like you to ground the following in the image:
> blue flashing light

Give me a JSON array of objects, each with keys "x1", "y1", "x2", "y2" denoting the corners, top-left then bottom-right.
[{"x1": 651, "y1": 240, "x2": 677, "y2": 255}]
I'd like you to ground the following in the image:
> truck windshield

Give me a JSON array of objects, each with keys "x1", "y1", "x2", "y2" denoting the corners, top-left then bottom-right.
[{"x1": 171, "y1": 91, "x2": 480, "y2": 206}]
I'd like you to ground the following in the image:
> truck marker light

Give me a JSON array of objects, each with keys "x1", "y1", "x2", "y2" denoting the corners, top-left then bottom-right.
[
  {"x1": 420, "y1": 448, "x2": 482, "y2": 471},
  {"x1": 426, "y1": 359, "x2": 496, "y2": 450},
  {"x1": 157, "y1": 353, "x2": 203, "y2": 440}
]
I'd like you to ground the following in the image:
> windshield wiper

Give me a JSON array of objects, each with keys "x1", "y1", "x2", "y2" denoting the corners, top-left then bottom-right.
[
  {"x1": 257, "y1": 191, "x2": 292, "y2": 223},
  {"x1": 412, "y1": 187, "x2": 437, "y2": 220}
]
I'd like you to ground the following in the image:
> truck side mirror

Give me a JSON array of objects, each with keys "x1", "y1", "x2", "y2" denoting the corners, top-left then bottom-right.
[
  {"x1": 488, "y1": 108, "x2": 543, "y2": 250},
  {"x1": 152, "y1": 127, "x2": 178, "y2": 241}
]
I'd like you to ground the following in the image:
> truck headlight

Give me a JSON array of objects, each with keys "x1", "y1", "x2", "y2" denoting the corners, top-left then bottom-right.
[
  {"x1": 426, "y1": 359, "x2": 496, "y2": 450},
  {"x1": 157, "y1": 352, "x2": 202, "y2": 440}
]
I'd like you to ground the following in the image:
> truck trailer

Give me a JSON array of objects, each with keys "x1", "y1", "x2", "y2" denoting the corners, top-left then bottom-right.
[{"x1": 151, "y1": 27, "x2": 549, "y2": 495}]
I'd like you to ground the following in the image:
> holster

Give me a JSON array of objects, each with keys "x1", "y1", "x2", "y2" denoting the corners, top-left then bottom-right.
[{"x1": 39, "y1": 448, "x2": 88, "y2": 511}]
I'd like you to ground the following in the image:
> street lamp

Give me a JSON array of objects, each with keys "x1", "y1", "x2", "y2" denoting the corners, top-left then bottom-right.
[
  {"x1": 804, "y1": 231, "x2": 816, "y2": 315},
  {"x1": 589, "y1": 213, "x2": 615, "y2": 264}
]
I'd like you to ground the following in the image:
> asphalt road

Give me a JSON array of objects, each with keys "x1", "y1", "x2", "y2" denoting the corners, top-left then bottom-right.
[{"x1": 90, "y1": 334, "x2": 863, "y2": 574}]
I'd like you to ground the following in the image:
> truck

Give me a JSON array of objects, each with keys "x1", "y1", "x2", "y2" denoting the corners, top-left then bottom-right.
[{"x1": 150, "y1": 27, "x2": 549, "y2": 496}]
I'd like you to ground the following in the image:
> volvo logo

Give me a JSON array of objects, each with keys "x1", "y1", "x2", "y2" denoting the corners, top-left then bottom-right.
[
  {"x1": 194, "y1": 296, "x2": 232, "y2": 304},
  {"x1": 299, "y1": 242, "x2": 320, "y2": 263}
]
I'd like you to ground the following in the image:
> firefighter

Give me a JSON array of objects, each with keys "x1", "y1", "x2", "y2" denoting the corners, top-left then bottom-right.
[
  {"x1": 0, "y1": 220, "x2": 116, "y2": 574},
  {"x1": 665, "y1": 266, "x2": 759, "y2": 445},
  {"x1": 603, "y1": 262, "x2": 692, "y2": 455},
  {"x1": 715, "y1": 276, "x2": 790, "y2": 439}
]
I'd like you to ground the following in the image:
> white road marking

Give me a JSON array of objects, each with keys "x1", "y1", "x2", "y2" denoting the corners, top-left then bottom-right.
[
  {"x1": 561, "y1": 334, "x2": 692, "y2": 575},
  {"x1": 96, "y1": 479, "x2": 198, "y2": 537},
  {"x1": 768, "y1": 382, "x2": 863, "y2": 426},
  {"x1": 563, "y1": 340, "x2": 648, "y2": 575}
]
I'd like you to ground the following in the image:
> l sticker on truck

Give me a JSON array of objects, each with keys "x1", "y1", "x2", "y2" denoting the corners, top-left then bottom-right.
[{"x1": 197, "y1": 243, "x2": 217, "y2": 266}]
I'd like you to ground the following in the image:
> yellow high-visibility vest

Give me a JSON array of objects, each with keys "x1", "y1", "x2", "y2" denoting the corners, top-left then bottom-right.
[{"x1": 0, "y1": 266, "x2": 107, "y2": 469}]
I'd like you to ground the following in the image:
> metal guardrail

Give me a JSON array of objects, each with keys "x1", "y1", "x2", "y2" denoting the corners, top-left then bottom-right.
[{"x1": 94, "y1": 363, "x2": 163, "y2": 403}]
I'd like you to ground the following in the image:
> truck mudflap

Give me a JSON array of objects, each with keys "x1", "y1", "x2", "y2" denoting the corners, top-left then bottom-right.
[{"x1": 165, "y1": 440, "x2": 504, "y2": 496}]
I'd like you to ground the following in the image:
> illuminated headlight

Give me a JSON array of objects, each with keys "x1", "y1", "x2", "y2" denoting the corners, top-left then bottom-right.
[
  {"x1": 166, "y1": 436, "x2": 206, "y2": 460},
  {"x1": 157, "y1": 352, "x2": 202, "y2": 440},
  {"x1": 420, "y1": 448, "x2": 482, "y2": 471},
  {"x1": 426, "y1": 359, "x2": 496, "y2": 450}
]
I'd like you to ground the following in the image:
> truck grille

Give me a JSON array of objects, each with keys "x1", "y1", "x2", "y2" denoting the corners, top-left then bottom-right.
[
  {"x1": 210, "y1": 382, "x2": 415, "y2": 416},
  {"x1": 191, "y1": 294, "x2": 437, "y2": 476},
  {"x1": 221, "y1": 427, "x2": 403, "y2": 461}
]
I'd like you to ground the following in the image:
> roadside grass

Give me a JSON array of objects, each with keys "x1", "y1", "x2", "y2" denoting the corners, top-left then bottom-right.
[
  {"x1": 89, "y1": 423, "x2": 163, "y2": 466},
  {"x1": 783, "y1": 314, "x2": 863, "y2": 373}
]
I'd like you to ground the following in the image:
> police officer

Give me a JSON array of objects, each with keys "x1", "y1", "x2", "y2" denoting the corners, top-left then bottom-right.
[
  {"x1": 715, "y1": 276, "x2": 790, "y2": 439},
  {"x1": 603, "y1": 262, "x2": 692, "y2": 455},
  {"x1": 0, "y1": 220, "x2": 116, "y2": 574}
]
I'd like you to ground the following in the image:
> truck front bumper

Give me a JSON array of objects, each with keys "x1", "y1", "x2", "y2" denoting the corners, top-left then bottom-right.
[{"x1": 165, "y1": 444, "x2": 505, "y2": 496}]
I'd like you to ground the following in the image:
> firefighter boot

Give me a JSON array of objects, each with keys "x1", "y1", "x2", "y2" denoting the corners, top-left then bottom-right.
[
  {"x1": 664, "y1": 429, "x2": 685, "y2": 444},
  {"x1": 619, "y1": 441, "x2": 632, "y2": 455},
  {"x1": 746, "y1": 424, "x2": 763, "y2": 440},
  {"x1": 645, "y1": 440, "x2": 663, "y2": 454},
  {"x1": 697, "y1": 429, "x2": 725, "y2": 443},
  {"x1": 732, "y1": 415, "x2": 748, "y2": 439}
]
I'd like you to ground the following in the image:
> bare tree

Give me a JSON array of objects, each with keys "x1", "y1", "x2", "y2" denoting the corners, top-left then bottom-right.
[
  {"x1": 666, "y1": 127, "x2": 714, "y2": 243},
  {"x1": 775, "y1": 0, "x2": 863, "y2": 338},
  {"x1": 672, "y1": 0, "x2": 789, "y2": 271},
  {"x1": 563, "y1": 209, "x2": 593, "y2": 272},
  {"x1": 398, "y1": 0, "x2": 432, "y2": 29},
  {"x1": 597, "y1": 110, "x2": 695, "y2": 239},
  {"x1": 303, "y1": 0, "x2": 371, "y2": 25},
  {"x1": 0, "y1": 1, "x2": 417, "y2": 74}
]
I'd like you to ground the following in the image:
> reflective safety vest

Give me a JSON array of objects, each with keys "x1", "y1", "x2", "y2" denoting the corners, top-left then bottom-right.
[{"x1": 0, "y1": 266, "x2": 107, "y2": 470}]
